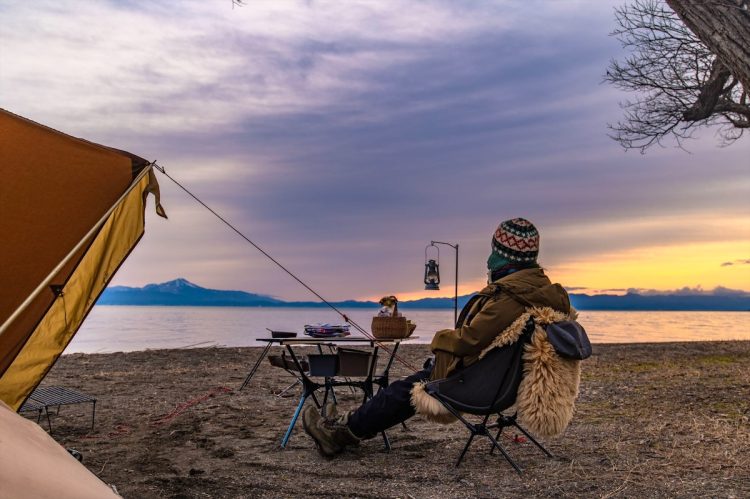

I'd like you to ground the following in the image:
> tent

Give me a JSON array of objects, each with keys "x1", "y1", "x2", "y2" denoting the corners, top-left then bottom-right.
[
  {"x1": 0, "y1": 108, "x2": 165, "y2": 410},
  {"x1": 0, "y1": 108, "x2": 165, "y2": 497},
  {"x1": 0, "y1": 399, "x2": 121, "y2": 498}
]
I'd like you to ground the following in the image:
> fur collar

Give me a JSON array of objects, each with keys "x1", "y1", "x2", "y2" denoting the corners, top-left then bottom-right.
[{"x1": 411, "y1": 306, "x2": 581, "y2": 437}]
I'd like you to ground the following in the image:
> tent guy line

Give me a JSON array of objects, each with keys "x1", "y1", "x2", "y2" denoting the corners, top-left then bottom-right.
[{"x1": 151, "y1": 162, "x2": 422, "y2": 374}]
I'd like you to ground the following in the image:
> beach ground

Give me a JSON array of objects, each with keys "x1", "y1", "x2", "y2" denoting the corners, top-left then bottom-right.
[{"x1": 35, "y1": 341, "x2": 750, "y2": 498}]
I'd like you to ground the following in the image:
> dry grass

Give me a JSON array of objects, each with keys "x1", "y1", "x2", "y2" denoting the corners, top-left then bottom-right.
[{"x1": 36, "y1": 341, "x2": 750, "y2": 498}]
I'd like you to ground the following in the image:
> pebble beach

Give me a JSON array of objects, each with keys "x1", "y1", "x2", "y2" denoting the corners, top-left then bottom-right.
[{"x1": 35, "y1": 341, "x2": 750, "y2": 498}]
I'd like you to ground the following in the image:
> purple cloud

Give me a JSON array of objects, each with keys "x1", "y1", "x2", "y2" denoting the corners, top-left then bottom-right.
[{"x1": 1, "y1": 0, "x2": 748, "y2": 300}]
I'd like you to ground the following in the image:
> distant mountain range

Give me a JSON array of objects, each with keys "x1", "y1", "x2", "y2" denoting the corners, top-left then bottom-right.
[{"x1": 98, "y1": 278, "x2": 750, "y2": 311}]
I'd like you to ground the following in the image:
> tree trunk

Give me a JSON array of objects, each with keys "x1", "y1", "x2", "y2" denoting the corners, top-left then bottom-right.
[{"x1": 666, "y1": 0, "x2": 750, "y2": 91}]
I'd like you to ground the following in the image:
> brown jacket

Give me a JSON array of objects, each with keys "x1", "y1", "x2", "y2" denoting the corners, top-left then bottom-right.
[{"x1": 429, "y1": 267, "x2": 570, "y2": 380}]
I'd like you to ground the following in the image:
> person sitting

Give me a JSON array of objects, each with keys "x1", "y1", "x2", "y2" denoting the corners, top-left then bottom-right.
[{"x1": 302, "y1": 217, "x2": 581, "y2": 457}]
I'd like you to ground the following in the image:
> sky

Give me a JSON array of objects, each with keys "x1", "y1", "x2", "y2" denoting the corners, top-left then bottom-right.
[{"x1": 1, "y1": 0, "x2": 748, "y2": 301}]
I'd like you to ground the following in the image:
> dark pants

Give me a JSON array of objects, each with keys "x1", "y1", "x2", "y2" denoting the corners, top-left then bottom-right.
[{"x1": 347, "y1": 367, "x2": 432, "y2": 439}]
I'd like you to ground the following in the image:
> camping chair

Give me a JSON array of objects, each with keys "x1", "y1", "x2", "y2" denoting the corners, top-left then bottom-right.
[{"x1": 422, "y1": 320, "x2": 552, "y2": 473}]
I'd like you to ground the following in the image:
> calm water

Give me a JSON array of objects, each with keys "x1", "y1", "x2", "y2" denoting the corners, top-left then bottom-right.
[{"x1": 65, "y1": 307, "x2": 750, "y2": 354}]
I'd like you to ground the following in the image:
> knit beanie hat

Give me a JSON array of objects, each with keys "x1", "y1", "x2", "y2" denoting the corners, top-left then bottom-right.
[{"x1": 487, "y1": 218, "x2": 540, "y2": 271}]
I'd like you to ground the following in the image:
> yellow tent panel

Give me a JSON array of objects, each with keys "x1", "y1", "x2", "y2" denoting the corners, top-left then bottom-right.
[{"x1": 0, "y1": 108, "x2": 165, "y2": 410}]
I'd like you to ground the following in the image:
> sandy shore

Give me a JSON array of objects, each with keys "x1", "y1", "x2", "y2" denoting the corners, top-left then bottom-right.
[{"x1": 33, "y1": 341, "x2": 750, "y2": 498}]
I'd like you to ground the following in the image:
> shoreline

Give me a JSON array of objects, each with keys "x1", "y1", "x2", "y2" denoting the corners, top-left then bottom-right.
[
  {"x1": 70, "y1": 309, "x2": 750, "y2": 354},
  {"x1": 94, "y1": 304, "x2": 750, "y2": 311},
  {"x1": 64, "y1": 337, "x2": 750, "y2": 356},
  {"x1": 36, "y1": 341, "x2": 750, "y2": 498}
]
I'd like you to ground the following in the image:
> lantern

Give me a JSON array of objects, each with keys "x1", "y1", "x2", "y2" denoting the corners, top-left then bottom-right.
[{"x1": 424, "y1": 244, "x2": 440, "y2": 290}]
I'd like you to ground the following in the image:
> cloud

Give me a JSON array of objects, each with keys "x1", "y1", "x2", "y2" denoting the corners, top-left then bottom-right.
[
  {"x1": 2, "y1": 0, "x2": 749, "y2": 299},
  {"x1": 0, "y1": 0, "x2": 545, "y2": 136},
  {"x1": 626, "y1": 286, "x2": 750, "y2": 297},
  {"x1": 721, "y1": 259, "x2": 750, "y2": 267}
]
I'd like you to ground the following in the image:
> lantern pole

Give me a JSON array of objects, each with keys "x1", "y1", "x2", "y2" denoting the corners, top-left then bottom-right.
[{"x1": 430, "y1": 241, "x2": 459, "y2": 327}]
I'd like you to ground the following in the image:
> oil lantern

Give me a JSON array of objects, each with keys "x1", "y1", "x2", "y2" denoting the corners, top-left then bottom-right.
[{"x1": 424, "y1": 244, "x2": 440, "y2": 290}]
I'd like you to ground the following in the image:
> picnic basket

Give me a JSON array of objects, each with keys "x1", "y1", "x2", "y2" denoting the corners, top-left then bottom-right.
[{"x1": 371, "y1": 301, "x2": 416, "y2": 339}]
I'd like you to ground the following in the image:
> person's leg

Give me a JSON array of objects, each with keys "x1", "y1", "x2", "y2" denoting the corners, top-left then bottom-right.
[
  {"x1": 346, "y1": 367, "x2": 431, "y2": 439},
  {"x1": 302, "y1": 365, "x2": 433, "y2": 457}
]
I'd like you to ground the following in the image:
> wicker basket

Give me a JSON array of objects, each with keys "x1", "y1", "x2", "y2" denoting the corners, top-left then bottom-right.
[{"x1": 371, "y1": 301, "x2": 416, "y2": 339}]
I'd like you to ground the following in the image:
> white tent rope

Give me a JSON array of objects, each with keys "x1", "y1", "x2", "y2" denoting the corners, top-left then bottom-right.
[{"x1": 152, "y1": 163, "x2": 423, "y2": 373}]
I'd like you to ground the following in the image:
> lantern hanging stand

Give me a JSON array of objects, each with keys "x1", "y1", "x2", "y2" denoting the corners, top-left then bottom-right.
[{"x1": 425, "y1": 241, "x2": 459, "y2": 327}]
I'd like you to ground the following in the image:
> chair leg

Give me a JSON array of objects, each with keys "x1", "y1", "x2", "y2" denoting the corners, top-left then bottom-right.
[
  {"x1": 381, "y1": 430, "x2": 391, "y2": 452},
  {"x1": 455, "y1": 433, "x2": 476, "y2": 467},
  {"x1": 511, "y1": 420, "x2": 553, "y2": 458},
  {"x1": 490, "y1": 426, "x2": 503, "y2": 455},
  {"x1": 430, "y1": 395, "x2": 527, "y2": 471},
  {"x1": 487, "y1": 432, "x2": 523, "y2": 474}
]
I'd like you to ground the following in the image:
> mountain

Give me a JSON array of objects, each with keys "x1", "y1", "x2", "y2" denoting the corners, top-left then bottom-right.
[
  {"x1": 400, "y1": 292, "x2": 750, "y2": 311},
  {"x1": 98, "y1": 278, "x2": 285, "y2": 307},
  {"x1": 568, "y1": 292, "x2": 750, "y2": 311},
  {"x1": 98, "y1": 279, "x2": 750, "y2": 311},
  {"x1": 397, "y1": 295, "x2": 476, "y2": 309}
]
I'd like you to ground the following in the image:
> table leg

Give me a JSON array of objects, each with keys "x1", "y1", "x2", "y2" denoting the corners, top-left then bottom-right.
[
  {"x1": 44, "y1": 407, "x2": 52, "y2": 433},
  {"x1": 281, "y1": 393, "x2": 309, "y2": 448},
  {"x1": 327, "y1": 344, "x2": 356, "y2": 394},
  {"x1": 358, "y1": 346, "x2": 391, "y2": 451},
  {"x1": 279, "y1": 344, "x2": 324, "y2": 447},
  {"x1": 384, "y1": 342, "x2": 410, "y2": 432},
  {"x1": 285, "y1": 345, "x2": 321, "y2": 409},
  {"x1": 240, "y1": 342, "x2": 273, "y2": 391},
  {"x1": 322, "y1": 380, "x2": 330, "y2": 407},
  {"x1": 276, "y1": 379, "x2": 301, "y2": 397},
  {"x1": 310, "y1": 390, "x2": 322, "y2": 408},
  {"x1": 380, "y1": 340, "x2": 401, "y2": 388},
  {"x1": 363, "y1": 346, "x2": 379, "y2": 404},
  {"x1": 327, "y1": 378, "x2": 338, "y2": 404}
]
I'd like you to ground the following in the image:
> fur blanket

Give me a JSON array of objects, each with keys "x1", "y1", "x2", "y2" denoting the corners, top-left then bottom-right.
[{"x1": 410, "y1": 307, "x2": 581, "y2": 437}]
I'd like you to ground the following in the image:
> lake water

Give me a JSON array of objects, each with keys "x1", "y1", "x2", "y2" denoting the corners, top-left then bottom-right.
[{"x1": 65, "y1": 306, "x2": 750, "y2": 354}]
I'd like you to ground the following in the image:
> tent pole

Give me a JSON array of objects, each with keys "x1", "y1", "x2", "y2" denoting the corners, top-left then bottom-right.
[{"x1": 0, "y1": 165, "x2": 154, "y2": 339}]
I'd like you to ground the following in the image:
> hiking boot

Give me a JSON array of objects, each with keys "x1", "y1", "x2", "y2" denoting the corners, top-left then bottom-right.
[
  {"x1": 322, "y1": 400, "x2": 337, "y2": 419},
  {"x1": 302, "y1": 406, "x2": 360, "y2": 458}
]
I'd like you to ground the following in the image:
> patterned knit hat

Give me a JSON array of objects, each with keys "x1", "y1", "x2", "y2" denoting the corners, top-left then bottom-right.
[{"x1": 491, "y1": 218, "x2": 540, "y2": 263}]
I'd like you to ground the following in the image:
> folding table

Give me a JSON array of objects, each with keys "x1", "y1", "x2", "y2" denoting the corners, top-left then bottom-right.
[{"x1": 248, "y1": 336, "x2": 417, "y2": 449}]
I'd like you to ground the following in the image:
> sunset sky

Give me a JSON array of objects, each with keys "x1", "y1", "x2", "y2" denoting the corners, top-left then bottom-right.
[{"x1": 2, "y1": 0, "x2": 748, "y2": 301}]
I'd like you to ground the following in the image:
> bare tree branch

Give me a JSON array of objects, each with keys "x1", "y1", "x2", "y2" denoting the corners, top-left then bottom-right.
[{"x1": 606, "y1": 0, "x2": 749, "y2": 152}]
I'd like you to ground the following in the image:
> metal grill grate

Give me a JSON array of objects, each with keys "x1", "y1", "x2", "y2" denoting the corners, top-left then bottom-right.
[{"x1": 21, "y1": 386, "x2": 97, "y2": 433}]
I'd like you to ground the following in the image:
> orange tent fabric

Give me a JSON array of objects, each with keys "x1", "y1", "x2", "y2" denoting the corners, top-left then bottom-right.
[{"x1": 0, "y1": 108, "x2": 164, "y2": 409}]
